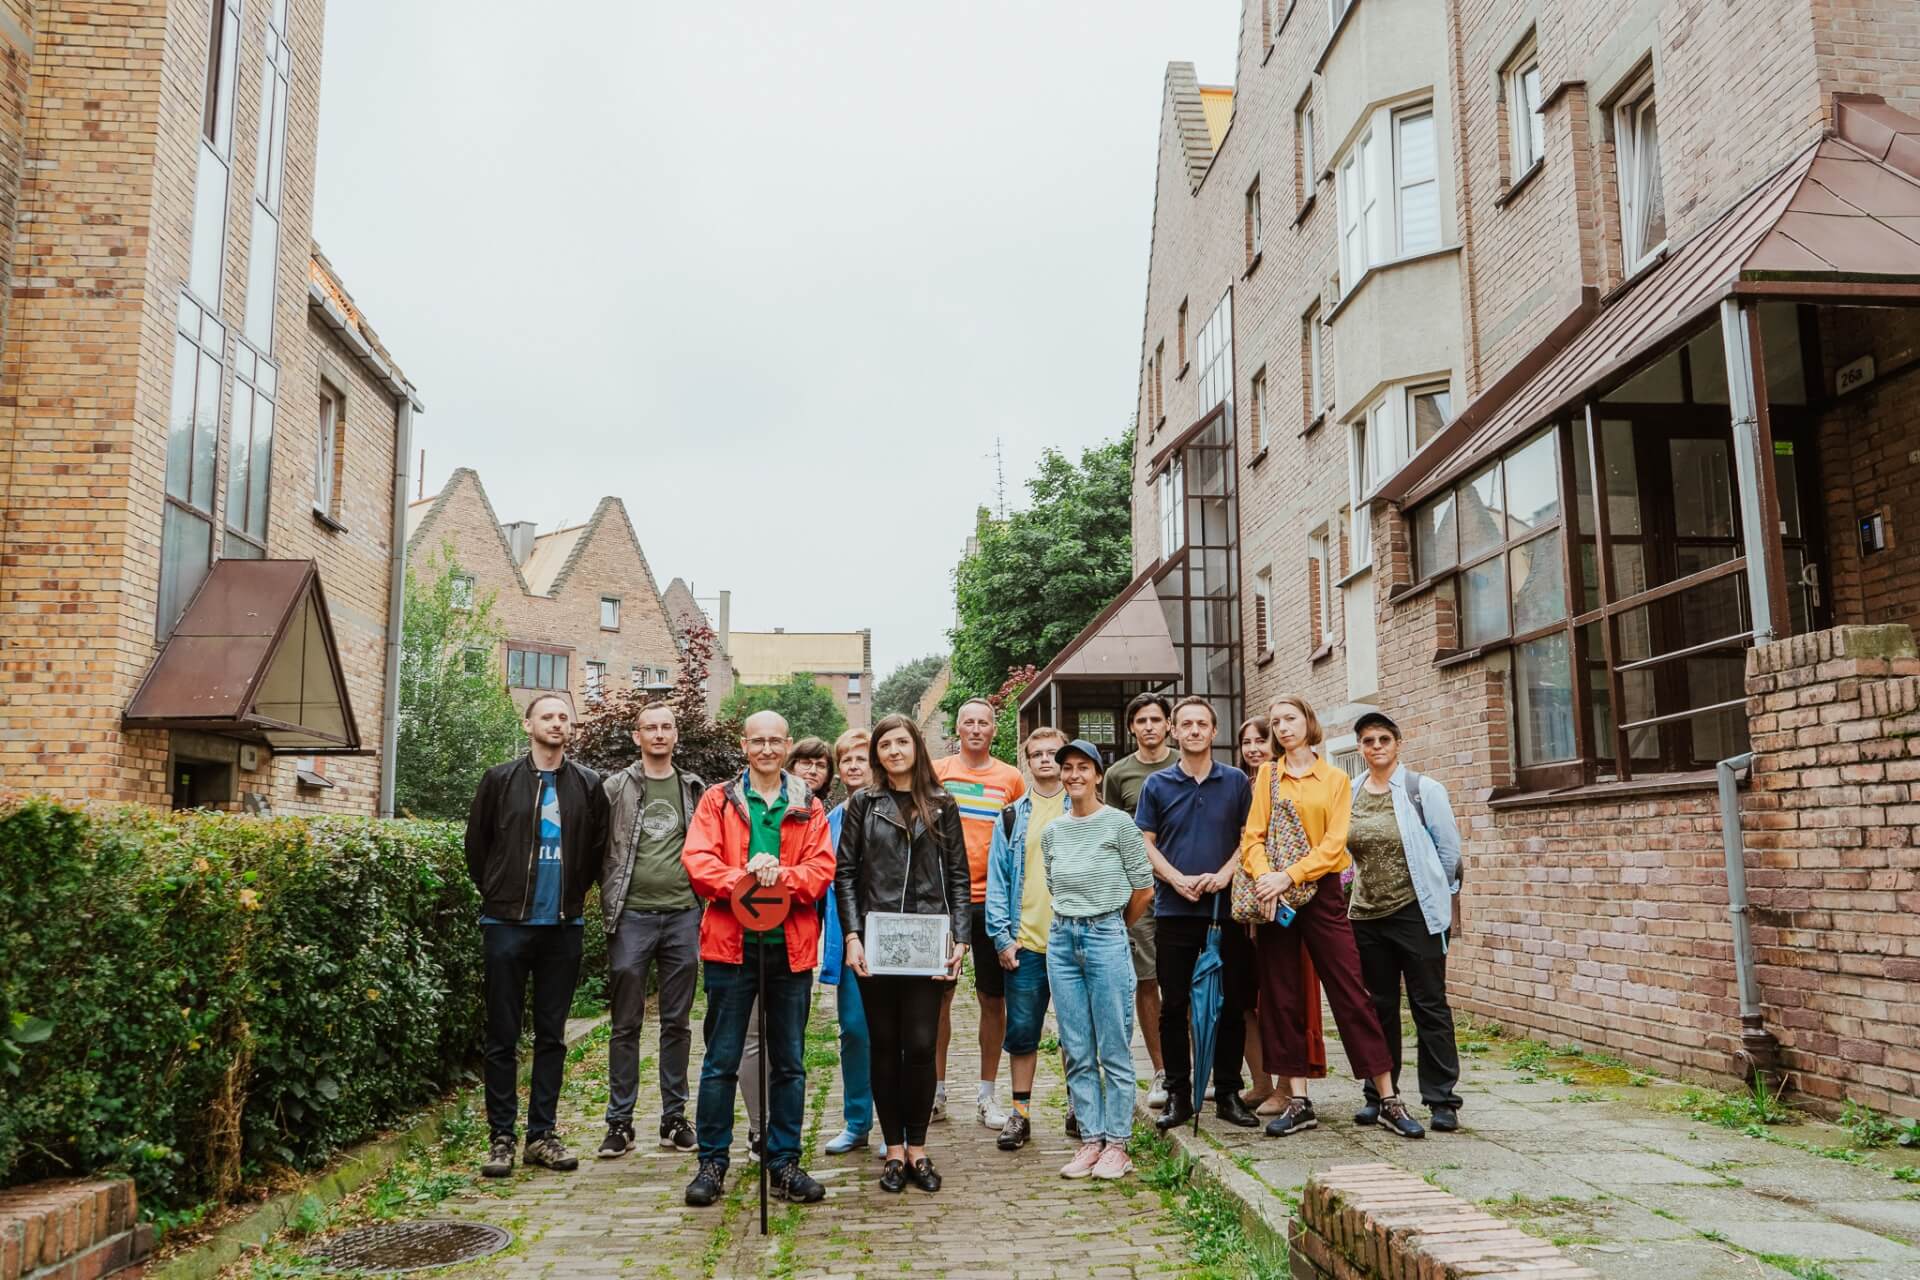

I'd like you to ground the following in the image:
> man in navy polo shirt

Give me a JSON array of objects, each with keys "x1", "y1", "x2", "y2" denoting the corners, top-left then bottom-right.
[{"x1": 1135, "y1": 695, "x2": 1257, "y2": 1132}]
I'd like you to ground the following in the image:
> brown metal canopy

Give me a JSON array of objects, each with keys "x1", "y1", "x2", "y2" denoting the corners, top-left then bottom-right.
[
  {"x1": 125, "y1": 559, "x2": 363, "y2": 752},
  {"x1": 1018, "y1": 567, "x2": 1182, "y2": 714},
  {"x1": 1390, "y1": 95, "x2": 1920, "y2": 508}
]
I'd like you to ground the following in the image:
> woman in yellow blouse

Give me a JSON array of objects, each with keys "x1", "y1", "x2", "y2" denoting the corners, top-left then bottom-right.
[{"x1": 1240, "y1": 695, "x2": 1423, "y2": 1140}]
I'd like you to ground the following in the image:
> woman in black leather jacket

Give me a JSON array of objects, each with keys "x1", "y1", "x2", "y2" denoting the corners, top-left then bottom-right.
[{"x1": 836, "y1": 713, "x2": 971, "y2": 1194}]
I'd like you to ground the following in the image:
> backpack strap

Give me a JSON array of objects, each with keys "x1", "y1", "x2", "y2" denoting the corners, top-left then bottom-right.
[
  {"x1": 1001, "y1": 803, "x2": 1019, "y2": 838},
  {"x1": 1402, "y1": 769, "x2": 1427, "y2": 830}
]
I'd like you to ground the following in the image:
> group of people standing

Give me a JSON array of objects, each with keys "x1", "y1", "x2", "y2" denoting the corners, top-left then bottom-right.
[{"x1": 461, "y1": 681, "x2": 1464, "y2": 1204}]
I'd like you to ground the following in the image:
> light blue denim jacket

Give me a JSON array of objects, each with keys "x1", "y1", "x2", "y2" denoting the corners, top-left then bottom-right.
[
  {"x1": 984, "y1": 790, "x2": 1042, "y2": 956},
  {"x1": 1364, "y1": 765, "x2": 1462, "y2": 940}
]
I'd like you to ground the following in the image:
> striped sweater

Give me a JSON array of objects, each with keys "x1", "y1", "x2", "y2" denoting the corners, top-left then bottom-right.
[{"x1": 1041, "y1": 805, "x2": 1152, "y2": 919}]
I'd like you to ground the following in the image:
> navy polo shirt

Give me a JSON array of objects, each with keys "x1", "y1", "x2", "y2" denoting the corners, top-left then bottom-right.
[{"x1": 1134, "y1": 761, "x2": 1253, "y2": 918}]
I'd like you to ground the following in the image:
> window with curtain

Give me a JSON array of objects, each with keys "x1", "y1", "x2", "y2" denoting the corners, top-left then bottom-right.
[{"x1": 1615, "y1": 73, "x2": 1667, "y2": 271}]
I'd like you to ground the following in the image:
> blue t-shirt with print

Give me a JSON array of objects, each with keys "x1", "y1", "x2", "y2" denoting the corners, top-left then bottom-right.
[{"x1": 527, "y1": 770, "x2": 564, "y2": 924}]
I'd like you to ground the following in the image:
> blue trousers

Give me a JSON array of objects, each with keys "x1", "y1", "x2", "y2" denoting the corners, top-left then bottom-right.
[
  {"x1": 834, "y1": 972, "x2": 874, "y2": 1136},
  {"x1": 696, "y1": 950, "x2": 812, "y2": 1170},
  {"x1": 1047, "y1": 911, "x2": 1137, "y2": 1145}
]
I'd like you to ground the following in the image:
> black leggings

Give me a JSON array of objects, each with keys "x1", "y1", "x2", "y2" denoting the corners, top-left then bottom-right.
[{"x1": 862, "y1": 974, "x2": 943, "y2": 1147}]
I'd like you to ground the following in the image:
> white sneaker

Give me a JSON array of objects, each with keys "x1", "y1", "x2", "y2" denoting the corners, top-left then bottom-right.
[
  {"x1": 1060, "y1": 1141, "x2": 1104, "y2": 1179},
  {"x1": 1091, "y1": 1145, "x2": 1135, "y2": 1180},
  {"x1": 930, "y1": 1091, "x2": 948, "y2": 1123},
  {"x1": 1146, "y1": 1071, "x2": 1169, "y2": 1110},
  {"x1": 977, "y1": 1097, "x2": 1008, "y2": 1129}
]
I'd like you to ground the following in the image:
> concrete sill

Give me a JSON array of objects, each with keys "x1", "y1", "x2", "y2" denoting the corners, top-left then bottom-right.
[
  {"x1": 311, "y1": 508, "x2": 347, "y2": 534},
  {"x1": 1494, "y1": 159, "x2": 1545, "y2": 209},
  {"x1": 1488, "y1": 768, "x2": 1731, "y2": 810},
  {"x1": 1293, "y1": 193, "x2": 1317, "y2": 228}
]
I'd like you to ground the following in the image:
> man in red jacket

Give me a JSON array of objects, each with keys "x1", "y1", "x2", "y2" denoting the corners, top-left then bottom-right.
[{"x1": 681, "y1": 710, "x2": 835, "y2": 1209}]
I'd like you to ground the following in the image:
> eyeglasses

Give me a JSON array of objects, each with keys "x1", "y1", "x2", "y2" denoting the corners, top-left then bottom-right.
[{"x1": 744, "y1": 737, "x2": 788, "y2": 751}]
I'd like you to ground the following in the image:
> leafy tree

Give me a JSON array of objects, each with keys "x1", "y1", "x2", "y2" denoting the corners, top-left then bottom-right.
[
  {"x1": 989, "y1": 665, "x2": 1037, "y2": 766},
  {"x1": 945, "y1": 429, "x2": 1133, "y2": 714},
  {"x1": 572, "y1": 622, "x2": 745, "y2": 783},
  {"x1": 719, "y1": 672, "x2": 848, "y2": 748},
  {"x1": 395, "y1": 546, "x2": 524, "y2": 820},
  {"x1": 874, "y1": 653, "x2": 947, "y2": 720}
]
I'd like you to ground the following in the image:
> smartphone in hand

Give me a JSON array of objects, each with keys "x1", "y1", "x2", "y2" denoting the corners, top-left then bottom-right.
[{"x1": 1274, "y1": 900, "x2": 1296, "y2": 927}]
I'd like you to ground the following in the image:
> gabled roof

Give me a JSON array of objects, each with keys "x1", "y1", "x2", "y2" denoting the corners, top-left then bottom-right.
[
  {"x1": 125, "y1": 560, "x2": 361, "y2": 752},
  {"x1": 1393, "y1": 96, "x2": 1920, "y2": 507},
  {"x1": 405, "y1": 468, "x2": 534, "y2": 595},
  {"x1": 522, "y1": 523, "x2": 587, "y2": 596},
  {"x1": 1167, "y1": 62, "x2": 1220, "y2": 192},
  {"x1": 523, "y1": 496, "x2": 663, "y2": 603}
]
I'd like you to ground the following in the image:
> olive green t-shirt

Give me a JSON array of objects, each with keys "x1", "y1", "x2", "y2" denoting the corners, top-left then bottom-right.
[
  {"x1": 1102, "y1": 749, "x2": 1171, "y2": 817},
  {"x1": 623, "y1": 772, "x2": 695, "y2": 913},
  {"x1": 1346, "y1": 785, "x2": 1416, "y2": 921}
]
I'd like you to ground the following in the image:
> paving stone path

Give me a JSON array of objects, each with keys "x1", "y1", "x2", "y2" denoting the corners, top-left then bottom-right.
[
  {"x1": 1135, "y1": 1019, "x2": 1920, "y2": 1280},
  {"x1": 434, "y1": 982, "x2": 1190, "y2": 1279}
]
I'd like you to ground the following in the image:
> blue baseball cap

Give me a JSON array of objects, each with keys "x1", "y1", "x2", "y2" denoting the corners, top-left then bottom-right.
[{"x1": 1055, "y1": 738, "x2": 1105, "y2": 770}]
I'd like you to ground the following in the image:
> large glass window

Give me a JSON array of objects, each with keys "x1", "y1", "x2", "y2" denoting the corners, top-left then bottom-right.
[
  {"x1": 1394, "y1": 108, "x2": 1439, "y2": 255},
  {"x1": 158, "y1": 298, "x2": 227, "y2": 634},
  {"x1": 1338, "y1": 102, "x2": 1441, "y2": 291},
  {"x1": 223, "y1": 344, "x2": 277, "y2": 557},
  {"x1": 242, "y1": 0, "x2": 294, "y2": 350},
  {"x1": 189, "y1": 0, "x2": 243, "y2": 308}
]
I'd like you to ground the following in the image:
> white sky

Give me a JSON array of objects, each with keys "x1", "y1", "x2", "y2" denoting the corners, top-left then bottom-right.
[{"x1": 314, "y1": 1, "x2": 1237, "y2": 677}]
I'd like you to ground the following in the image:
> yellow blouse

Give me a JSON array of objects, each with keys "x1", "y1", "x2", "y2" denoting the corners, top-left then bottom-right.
[{"x1": 1239, "y1": 756, "x2": 1353, "y2": 887}]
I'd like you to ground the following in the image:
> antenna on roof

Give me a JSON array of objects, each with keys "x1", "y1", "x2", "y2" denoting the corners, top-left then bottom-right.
[{"x1": 989, "y1": 436, "x2": 1007, "y2": 519}]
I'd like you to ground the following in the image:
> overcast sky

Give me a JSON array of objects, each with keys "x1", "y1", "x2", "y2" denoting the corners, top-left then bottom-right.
[{"x1": 314, "y1": 2, "x2": 1237, "y2": 678}]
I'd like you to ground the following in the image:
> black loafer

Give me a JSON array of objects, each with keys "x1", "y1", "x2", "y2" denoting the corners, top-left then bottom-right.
[
  {"x1": 1429, "y1": 1106, "x2": 1459, "y2": 1133},
  {"x1": 1215, "y1": 1093, "x2": 1260, "y2": 1128},
  {"x1": 879, "y1": 1158, "x2": 907, "y2": 1193},
  {"x1": 909, "y1": 1157, "x2": 942, "y2": 1193}
]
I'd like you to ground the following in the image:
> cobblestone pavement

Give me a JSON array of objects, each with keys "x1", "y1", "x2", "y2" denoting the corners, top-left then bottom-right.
[
  {"x1": 435, "y1": 980, "x2": 1190, "y2": 1279},
  {"x1": 1136, "y1": 1015, "x2": 1920, "y2": 1280}
]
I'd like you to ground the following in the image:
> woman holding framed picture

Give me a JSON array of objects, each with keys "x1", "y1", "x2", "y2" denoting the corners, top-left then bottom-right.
[{"x1": 836, "y1": 714, "x2": 971, "y2": 1193}]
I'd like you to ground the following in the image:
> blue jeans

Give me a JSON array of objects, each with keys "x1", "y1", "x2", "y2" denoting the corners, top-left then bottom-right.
[
  {"x1": 696, "y1": 950, "x2": 813, "y2": 1171},
  {"x1": 1047, "y1": 911, "x2": 1137, "y2": 1144},
  {"x1": 836, "y1": 971, "x2": 874, "y2": 1136},
  {"x1": 1002, "y1": 948, "x2": 1052, "y2": 1056}
]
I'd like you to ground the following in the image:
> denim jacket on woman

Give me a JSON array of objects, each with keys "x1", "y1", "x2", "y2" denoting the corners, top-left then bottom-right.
[{"x1": 1368, "y1": 765, "x2": 1462, "y2": 939}]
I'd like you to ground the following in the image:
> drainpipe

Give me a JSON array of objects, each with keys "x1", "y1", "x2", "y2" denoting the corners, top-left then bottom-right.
[
  {"x1": 378, "y1": 396, "x2": 417, "y2": 818},
  {"x1": 1716, "y1": 751, "x2": 1781, "y2": 1084}
]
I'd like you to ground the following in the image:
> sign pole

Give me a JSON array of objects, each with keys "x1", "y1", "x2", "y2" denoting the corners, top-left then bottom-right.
[
  {"x1": 757, "y1": 937, "x2": 769, "y2": 1236},
  {"x1": 727, "y1": 870, "x2": 793, "y2": 1240}
]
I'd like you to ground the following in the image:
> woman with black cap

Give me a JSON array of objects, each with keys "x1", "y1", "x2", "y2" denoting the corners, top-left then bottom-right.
[
  {"x1": 1348, "y1": 711, "x2": 1464, "y2": 1132},
  {"x1": 1043, "y1": 737, "x2": 1154, "y2": 1181}
]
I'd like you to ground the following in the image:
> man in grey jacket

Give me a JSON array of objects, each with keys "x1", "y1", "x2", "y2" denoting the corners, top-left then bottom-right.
[{"x1": 597, "y1": 700, "x2": 706, "y2": 1158}]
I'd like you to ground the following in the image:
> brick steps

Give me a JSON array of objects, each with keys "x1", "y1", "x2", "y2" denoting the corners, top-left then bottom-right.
[
  {"x1": 0, "y1": 1180, "x2": 151, "y2": 1280},
  {"x1": 1291, "y1": 1164, "x2": 1598, "y2": 1280}
]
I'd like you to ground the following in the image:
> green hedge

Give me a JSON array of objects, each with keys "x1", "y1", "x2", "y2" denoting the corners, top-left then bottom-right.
[{"x1": 0, "y1": 800, "x2": 487, "y2": 1213}]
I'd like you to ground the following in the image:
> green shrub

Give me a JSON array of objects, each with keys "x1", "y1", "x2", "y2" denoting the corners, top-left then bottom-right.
[{"x1": 0, "y1": 799, "x2": 482, "y2": 1213}]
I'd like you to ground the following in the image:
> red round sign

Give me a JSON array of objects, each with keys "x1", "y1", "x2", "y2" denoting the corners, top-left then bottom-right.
[{"x1": 728, "y1": 870, "x2": 794, "y2": 932}]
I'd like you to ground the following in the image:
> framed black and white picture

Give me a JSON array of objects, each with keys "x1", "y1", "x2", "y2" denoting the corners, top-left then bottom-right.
[{"x1": 863, "y1": 911, "x2": 952, "y2": 977}]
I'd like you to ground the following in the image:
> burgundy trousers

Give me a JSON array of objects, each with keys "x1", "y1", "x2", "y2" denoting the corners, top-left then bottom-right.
[{"x1": 1254, "y1": 878, "x2": 1394, "y2": 1081}]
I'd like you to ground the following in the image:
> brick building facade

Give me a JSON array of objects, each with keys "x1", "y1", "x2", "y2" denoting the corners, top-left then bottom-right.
[
  {"x1": 725, "y1": 628, "x2": 875, "y2": 733},
  {"x1": 1027, "y1": 0, "x2": 1920, "y2": 1110},
  {"x1": 405, "y1": 468, "x2": 681, "y2": 716},
  {"x1": 0, "y1": 0, "x2": 422, "y2": 815}
]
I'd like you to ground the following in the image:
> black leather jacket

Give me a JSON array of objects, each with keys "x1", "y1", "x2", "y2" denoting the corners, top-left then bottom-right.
[
  {"x1": 463, "y1": 754, "x2": 608, "y2": 922},
  {"x1": 834, "y1": 788, "x2": 970, "y2": 948}
]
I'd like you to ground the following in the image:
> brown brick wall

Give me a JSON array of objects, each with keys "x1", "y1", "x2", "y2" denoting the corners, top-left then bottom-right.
[
  {"x1": 1742, "y1": 625, "x2": 1920, "y2": 1111},
  {"x1": 0, "y1": 0, "x2": 407, "y2": 815}
]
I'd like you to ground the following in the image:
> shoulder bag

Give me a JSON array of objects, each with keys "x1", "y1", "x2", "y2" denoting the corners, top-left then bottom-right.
[{"x1": 1230, "y1": 765, "x2": 1320, "y2": 923}]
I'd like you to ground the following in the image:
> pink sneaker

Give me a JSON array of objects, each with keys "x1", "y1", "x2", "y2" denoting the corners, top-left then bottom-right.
[
  {"x1": 1090, "y1": 1144, "x2": 1134, "y2": 1180},
  {"x1": 1060, "y1": 1141, "x2": 1104, "y2": 1179}
]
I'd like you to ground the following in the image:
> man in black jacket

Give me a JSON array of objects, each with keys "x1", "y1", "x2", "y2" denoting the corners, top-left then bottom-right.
[{"x1": 465, "y1": 693, "x2": 610, "y2": 1178}]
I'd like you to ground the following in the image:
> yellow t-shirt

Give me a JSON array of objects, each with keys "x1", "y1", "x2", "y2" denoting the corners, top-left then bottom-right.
[{"x1": 1016, "y1": 788, "x2": 1067, "y2": 953}]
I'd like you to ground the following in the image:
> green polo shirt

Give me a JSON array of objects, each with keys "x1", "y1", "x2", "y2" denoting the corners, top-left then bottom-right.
[{"x1": 744, "y1": 781, "x2": 787, "y2": 949}]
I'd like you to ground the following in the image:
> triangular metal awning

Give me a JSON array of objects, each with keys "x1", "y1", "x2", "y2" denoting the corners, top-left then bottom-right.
[
  {"x1": 1389, "y1": 94, "x2": 1920, "y2": 507},
  {"x1": 1018, "y1": 567, "x2": 1182, "y2": 714},
  {"x1": 124, "y1": 559, "x2": 362, "y2": 753}
]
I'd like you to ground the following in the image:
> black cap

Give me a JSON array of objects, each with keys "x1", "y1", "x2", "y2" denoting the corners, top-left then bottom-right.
[
  {"x1": 1353, "y1": 711, "x2": 1401, "y2": 738},
  {"x1": 1055, "y1": 738, "x2": 1105, "y2": 770}
]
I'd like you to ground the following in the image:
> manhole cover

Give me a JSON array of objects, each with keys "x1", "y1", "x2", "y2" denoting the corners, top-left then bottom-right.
[{"x1": 304, "y1": 1220, "x2": 511, "y2": 1273}]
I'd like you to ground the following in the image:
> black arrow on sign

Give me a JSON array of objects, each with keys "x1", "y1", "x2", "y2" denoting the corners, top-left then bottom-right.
[{"x1": 739, "y1": 879, "x2": 781, "y2": 921}]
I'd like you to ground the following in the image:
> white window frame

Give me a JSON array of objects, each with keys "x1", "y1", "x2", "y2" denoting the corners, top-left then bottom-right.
[
  {"x1": 1251, "y1": 366, "x2": 1268, "y2": 452},
  {"x1": 1305, "y1": 304, "x2": 1326, "y2": 419},
  {"x1": 1158, "y1": 459, "x2": 1186, "y2": 557},
  {"x1": 314, "y1": 382, "x2": 343, "y2": 519},
  {"x1": 1254, "y1": 567, "x2": 1273, "y2": 655},
  {"x1": 450, "y1": 573, "x2": 474, "y2": 611},
  {"x1": 1297, "y1": 97, "x2": 1317, "y2": 204},
  {"x1": 600, "y1": 595, "x2": 621, "y2": 630},
  {"x1": 1246, "y1": 177, "x2": 1264, "y2": 262},
  {"x1": 1337, "y1": 101, "x2": 1442, "y2": 292},
  {"x1": 1309, "y1": 526, "x2": 1333, "y2": 647},
  {"x1": 1614, "y1": 71, "x2": 1666, "y2": 271},
  {"x1": 848, "y1": 673, "x2": 863, "y2": 698},
  {"x1": 585, "y1": 660, "x2": 606, "y2": 699},
  {"x1": 1405, "y1": 381, "x2": 1452, "y2": 457},
  {"x1": 1506, "y1": 39, "x2": 1545, "y2": 176},
  {"x1": 1394, "y1": 107, "x2": 1439, "y2": 257}
]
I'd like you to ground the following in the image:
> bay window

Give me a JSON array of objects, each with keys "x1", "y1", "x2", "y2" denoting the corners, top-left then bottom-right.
[{"x1": 1337, "y1": 101, "x2": 1441, "y2": 292}]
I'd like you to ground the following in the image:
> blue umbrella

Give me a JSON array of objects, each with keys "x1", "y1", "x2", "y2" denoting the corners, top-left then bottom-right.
[{"x1": 1188, "y1": 898, "x2": 1226, "y2": 1134}]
